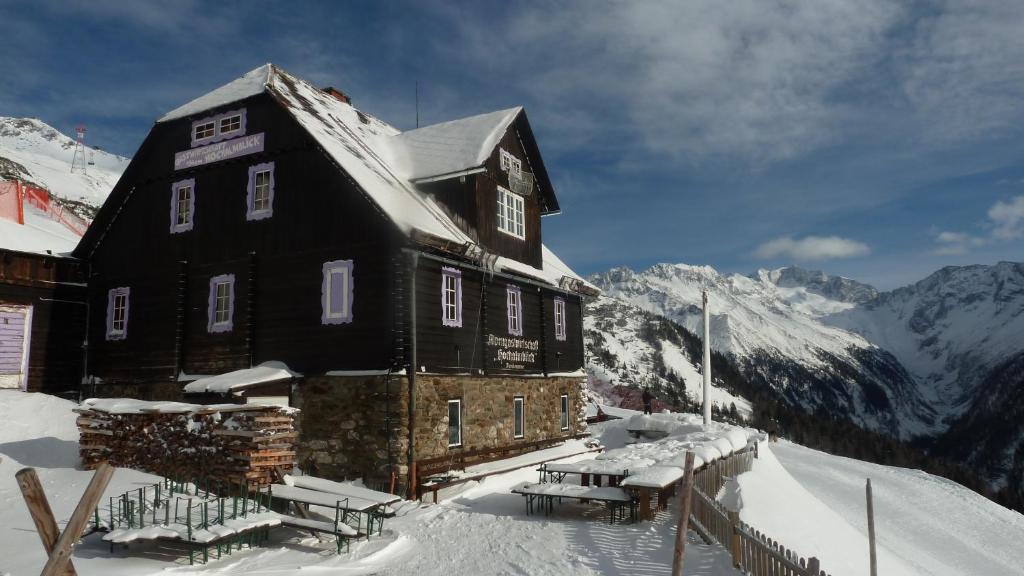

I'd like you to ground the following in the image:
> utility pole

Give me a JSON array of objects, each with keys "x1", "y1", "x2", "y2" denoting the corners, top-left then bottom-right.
[{"x1": 702, "y1": 290, "x2": 711, "y2": 427}]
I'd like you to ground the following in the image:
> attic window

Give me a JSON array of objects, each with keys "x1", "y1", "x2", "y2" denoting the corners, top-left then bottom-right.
[
  {"x1": 500, "y1": 148, "x2": 522, "y2": 178},
  {"x1": 190, "y1": 108, "x2": 247, "y2": 147},
  {"x1": 497, "y1": 186, "x2": 525, "y2": 239}
]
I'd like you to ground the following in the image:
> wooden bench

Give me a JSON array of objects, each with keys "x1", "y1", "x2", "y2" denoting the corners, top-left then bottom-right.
[
  {"x1": 511, "y1": 482, "x2": 636, "y2": 524},
  {"x1": 269, "y1": 484, "x2": 386, "y2": 539},
  {"x1": 278, "y1": 504, "x2": 358, "y2": 554}
]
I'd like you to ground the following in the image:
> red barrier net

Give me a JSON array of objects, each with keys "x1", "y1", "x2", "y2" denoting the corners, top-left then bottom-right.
[{"x1": 0, "y1": 180, "x2": 24, "y2": 224}]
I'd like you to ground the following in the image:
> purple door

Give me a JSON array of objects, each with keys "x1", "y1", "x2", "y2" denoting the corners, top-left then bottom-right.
[{"x1": 0, "y1": 307, "x2": 29, "y2": 389}]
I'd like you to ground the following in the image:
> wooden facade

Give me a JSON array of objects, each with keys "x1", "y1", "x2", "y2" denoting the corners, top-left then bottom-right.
[
  {"x1": 0, "y1": 249, "x2": 86, "y2": 395},
  {"x1": 71, "y1": 64, "x2": 592, "y2": 486}
]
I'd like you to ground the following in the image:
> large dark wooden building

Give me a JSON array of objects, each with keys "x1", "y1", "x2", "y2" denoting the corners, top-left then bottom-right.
[{"x1": 75, "y1": 64, "x2": 597, "y2": 491}]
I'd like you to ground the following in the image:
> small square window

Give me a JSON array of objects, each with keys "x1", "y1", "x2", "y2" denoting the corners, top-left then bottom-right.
[
  {"x1": 441, "y1": 267, "x2": 462, "y2": 327},
  {"x1": 194, "y1": 121, "x2": 215, "y2": 142},
  {"x1": 506, "y1": 285, "x2": 523, "y2": 337},
  {"x1": 554, "y1": 297, "x2": 567, "y2": 341},
  {"x1": 499, "y1": 148, "x2": 522, "y2": 178},
  {"x1": 170, "y1": 179, "x2": 195, "y2": 234},
  {"x1": 247, "y1": 162, "x2": 275, "y2": 220},
  {"x1": 207, "y1": 274, "x2": 235, "y2": 333},
  {"x1": 448, "y1": 399, "x2": 463, "y2": 447},
  {"x1": 220, "y1": 114, "x2": 242, "y2": 134},
  {"x1": 513, "y1": 396, "x2": 525, "y2": 439},
  {"x1": 106, "y1": 287, "x2": 130, "y2": 341},
  {"x1": 560, "y1": 394, "x2": 570, "y2": 431},
  {"x1": 322, "y1": 260, "x2": 354, "y2": 325}
]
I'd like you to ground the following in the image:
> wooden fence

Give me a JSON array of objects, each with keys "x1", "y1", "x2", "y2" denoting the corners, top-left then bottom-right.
[{"x1": 689, "y1": 445, "x2": 831, "y2": 576}]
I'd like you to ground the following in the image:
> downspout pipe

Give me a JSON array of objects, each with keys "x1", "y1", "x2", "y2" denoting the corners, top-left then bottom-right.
[{"x1": 407, "y1": 251, "x2": 418, "y2": 499}]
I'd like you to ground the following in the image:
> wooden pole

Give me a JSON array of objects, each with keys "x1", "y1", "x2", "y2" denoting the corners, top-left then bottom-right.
[
  {"x1": 867, "y1": 478, "x2": 877, "y2": 576},
  {"x1": 671, "y1": 451, "x2": 696, "y2": 576},
  {"x1": 701, "y1": 290, "x2": 711, "y2": 427},
  {"x1": 15, "y1": 469, "x2": 77, "y2": 576},
  {"x1": 39, "y1": 463, "x2": 114, "y2": 576}
]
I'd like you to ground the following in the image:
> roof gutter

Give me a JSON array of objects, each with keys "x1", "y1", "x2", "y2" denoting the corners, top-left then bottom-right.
[{"x1": 410, "y1": 167, "x2": 486, "y2": 185}]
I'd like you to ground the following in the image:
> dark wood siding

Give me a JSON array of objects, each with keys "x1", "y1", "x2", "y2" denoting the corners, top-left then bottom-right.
[
  {"x1": 543, "y1": 293, "x2": 584, "y2": 373},
  {"x1": 87, "y1": 92, "x2": 399, "y2": 388},
  {"x1": 0, "y1": 251, "x2": 86, "y2": 395}
]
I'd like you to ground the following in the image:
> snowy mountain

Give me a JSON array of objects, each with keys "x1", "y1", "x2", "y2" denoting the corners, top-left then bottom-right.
[
  {"x1": 588, "y1": 264, "x2": 933, "y2": 438},
  {"x1": 587, "y1": 261, "x2": 1024, "y2": 495},
  {"x1": 0, "y1": 117, "x2": 128, "y2": 214}
]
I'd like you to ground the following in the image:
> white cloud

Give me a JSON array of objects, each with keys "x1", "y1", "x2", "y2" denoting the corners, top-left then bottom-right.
[
  {"x1": 931, "y1": 194, "x2": 1024, "y2": 253},
  {"x1": 933, "y1": 231, "x2": 987, "y2": 255},
  {"x1": 989, "y1": 195, "x2": 1024, "y2": 240},
  {"x1": 753, "y1": 235, "x2": 871, "y2": 261}
]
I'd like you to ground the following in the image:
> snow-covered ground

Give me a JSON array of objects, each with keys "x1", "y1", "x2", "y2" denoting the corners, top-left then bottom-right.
[
  {"x1": 738, "y1": 440, "x2": 1024, "y2": 576},
  {"x1": 0, "y1": 392, "x2": 740, "y2": 576},
  {"x1": 0, "y1": 204, "x2": 82, "y2": 254},
  {"x1": 4, "y1": 391, "x2": 1021, "y2": 575}
]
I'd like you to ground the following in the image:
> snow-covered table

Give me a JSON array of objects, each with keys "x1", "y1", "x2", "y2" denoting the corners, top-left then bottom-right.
[
  {"x1": 620, "y1": 465, "x2": 687, "y2": 520},
  {"x1": 510, "y1": 482, "x2": 635, "y2": 524},
  {"x1": 270, "y1": 484, "x2": 387, "y2": 537},
  {"x1": 285, "y1": 474, "x2": 402, "y2": 506},
  {"x1": 539, "y1": 458, "x2": 637, "y2": 488}
]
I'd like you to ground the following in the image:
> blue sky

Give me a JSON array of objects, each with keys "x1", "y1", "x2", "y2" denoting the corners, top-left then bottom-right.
[{"x1": 3, "y1": 0, "x2": 1023, "y2": 289}]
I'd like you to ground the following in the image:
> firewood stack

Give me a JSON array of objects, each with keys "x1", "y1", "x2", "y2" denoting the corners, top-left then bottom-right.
[{"x1": 75, "y1": 400, "x2": 297, "y2": 487}]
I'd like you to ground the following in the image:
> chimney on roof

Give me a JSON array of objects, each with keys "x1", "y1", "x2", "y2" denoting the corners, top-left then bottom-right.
[{"x1": 322, "y1": 87, "x2": 351, "y2": 105}]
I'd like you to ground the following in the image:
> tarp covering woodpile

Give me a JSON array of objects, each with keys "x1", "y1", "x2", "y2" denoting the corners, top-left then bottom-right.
[{"x1": 75, "y1": 398, "x2": 297, "y2": 486}]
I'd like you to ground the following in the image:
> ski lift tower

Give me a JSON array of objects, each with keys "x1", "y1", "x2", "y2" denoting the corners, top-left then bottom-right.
[{"x1": 71, "y1": 125, "x2": 88, "y2": 174}]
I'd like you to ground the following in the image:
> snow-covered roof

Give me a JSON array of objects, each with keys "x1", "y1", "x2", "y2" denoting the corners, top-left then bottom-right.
[
  {"x1": 159, "y1": 65, "x2": 274, "y2": 123},
  {"x1": 148, "y1": 64, "x2": 589, "y2": 292},
  {"x1": 183, "y1": 361, "x2": 300, "y2": 395},
  {"x1": 385, "y1": 107, "x2": 521, "y2": 181}
]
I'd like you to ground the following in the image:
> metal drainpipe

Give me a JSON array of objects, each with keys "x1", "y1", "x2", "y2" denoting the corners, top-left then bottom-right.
[
  {"x1": 80, "y1": 261, "x2": 91, "y2": 403},
  {"x1": 407, "y1": 251, "x2": 418, "y2": 498}
]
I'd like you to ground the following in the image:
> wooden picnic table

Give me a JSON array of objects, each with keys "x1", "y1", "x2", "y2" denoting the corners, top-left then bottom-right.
[
  {"x1": 510, "y1": 482, "x2": 635, "y2": 524},
  {"x1": 539, "y1": 461, "x2": 632, "y2": 487},
  {"x1": 284, "y1": 475, "x2": 401, "y2": 506},
  {"x1": 269, "y1": 484, "x2": 386, "y2": 537},
  {"x1": 620, "y1": 465, "x2": 686, "y2": 520}
]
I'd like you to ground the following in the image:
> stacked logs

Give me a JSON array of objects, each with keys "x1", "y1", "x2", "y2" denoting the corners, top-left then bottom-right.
[{"x1": 75, "y1": 401, "x2": 297, "y2": 487}]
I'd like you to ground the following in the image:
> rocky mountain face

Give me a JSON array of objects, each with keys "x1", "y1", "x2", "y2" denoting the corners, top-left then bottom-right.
[
  {"x1": 0, "y1": 117, "x2": 128, "y2": 217},
  {"x1": 587, "y1": 262, "x2": 1024, "y2": 491}
]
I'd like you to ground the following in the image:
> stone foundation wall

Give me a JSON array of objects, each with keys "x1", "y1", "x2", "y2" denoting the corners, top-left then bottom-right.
[{"x1": 292, "y1": 373, "x2": 587, "y2": 491}]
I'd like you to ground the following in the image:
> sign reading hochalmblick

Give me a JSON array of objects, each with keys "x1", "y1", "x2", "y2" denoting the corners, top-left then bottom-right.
[
  {"x1": 487, "y1": 333, "x2": 541, "y2": 370},
  {"x1": 174, "y1": 133, "x2": 265, "y2": 171}
]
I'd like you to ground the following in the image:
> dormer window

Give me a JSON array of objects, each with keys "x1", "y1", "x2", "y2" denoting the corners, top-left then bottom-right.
[
  {"x1": 500, "y1": 148, "x2": 522, "y2": 178},
  {"x1": 191, "y1": 108, "x2": 247, "y2": 147},
  {"x1": 497, "y1": 186, "x2": 525, "y2": 239}
]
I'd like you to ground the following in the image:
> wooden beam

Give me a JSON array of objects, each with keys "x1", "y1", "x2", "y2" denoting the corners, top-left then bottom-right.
[
  {"x1": 39, "y1": 463, "x2": 114, "y2": 576},
  {"x1": 671, "y1": 451, "x2": 696, "y2": 576},
  {"x1": 15, "y1": 468, "x2": 77, "y2": 576}
]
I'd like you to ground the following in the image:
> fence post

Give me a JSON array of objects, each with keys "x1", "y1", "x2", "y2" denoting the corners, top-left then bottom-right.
[
  {"x1": 671, "y1": 451, "x2": 696, "y2": 576},
  {"x1": 807, "y1": 556, "x2": 820, "y2": 575},
  {"x1": 728, "y1": 510, "x2": 742, "y2": 568}
]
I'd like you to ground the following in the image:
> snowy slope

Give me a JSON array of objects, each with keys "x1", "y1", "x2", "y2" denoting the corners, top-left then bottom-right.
[
  {"x1": 0, "y1": 204, "x2": 82, "y2": 254},
  {"x1": 590, "y1": 265, "x2": 932, "y2": 437},
  {"x1": 0, "y1": 117, "x2": 128, "y2": 210},
  {"x1": 585, "y1": 295, "x2": 752, "y2": 417},
  {"x1": 739, "y1": 441, "x2": 1024, "y2": 576}
]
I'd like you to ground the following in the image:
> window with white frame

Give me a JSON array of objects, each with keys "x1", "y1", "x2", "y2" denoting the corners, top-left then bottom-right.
[
  {"x1": 191, "y1": 108, "x2": 247, "y2": 147},
  {"x1": 207, "y1": 274, "x2": 235, "y2": 333},
  {"x1": 220, "y1": 114, "x2": 242, "y2": 135},
  {"x1": 513, "y1": 396, "x2": 525, "y2": 439},
  {"x1": 441, "y1": 267, "x2": 462, "y2": 327},
  {"x1": 322, "y1": 260, "x2": 354, "y2": 325},
  {"x1": 560, "y1": 394, "x2": 569, "y2": 430},
  {"x1": 496, "y1": 186, "x2": 525, "y2": 239},
  {"x1": 169, "y1": 179, "x2": 195, "y2": 233},
  {"x1": 499, "y1": 148, "x2": 522, "y2": 178},
  {"x1": 193, "y1": 121, "x2": 215, "y2": 142},
  {"x1": 554, "y1": 297, "x2": 567, "y2": 341},
  {"x1": 506, "y1": 285, "x2": 523, "y2": 336},
  {"x1": 246, "y1": 162, "x2": 275, "y2": 220},
  {"x1": 106, "y1": 287, "x2": 130, "y2": 341},
  {"x1": 448, "y1": 399, "x2": 463, "y2": 447}
]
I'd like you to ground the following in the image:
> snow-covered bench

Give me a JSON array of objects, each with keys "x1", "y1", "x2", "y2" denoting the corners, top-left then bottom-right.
[
  {"x1": 278, "y1": 506, "x2": 359, "y2": 554},
  {"x1": 270, "y1": 484, "x2": 387, "y2": 538},
  {"x1": 511, "y1": 482, "x2": 636, "y2": 524}
]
